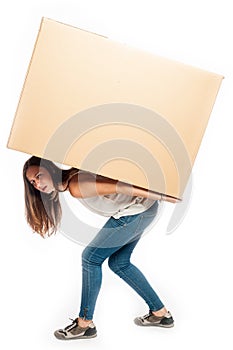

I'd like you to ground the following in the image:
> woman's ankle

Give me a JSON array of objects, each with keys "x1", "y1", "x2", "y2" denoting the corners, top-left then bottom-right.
[
  {"x1": 152, "y1": 307, "x2": 167, "y2": 317},
  {"x1": 78, "y1": 317, "x2": 93, "y2": 327}
]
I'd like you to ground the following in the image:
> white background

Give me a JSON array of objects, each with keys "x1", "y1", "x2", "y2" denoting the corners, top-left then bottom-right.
[{"x1": 1, "y1": 1, "x2": 233, "y2": 349}]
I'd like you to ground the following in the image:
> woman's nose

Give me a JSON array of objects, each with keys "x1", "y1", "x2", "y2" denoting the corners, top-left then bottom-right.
[{"x1": 34, "y1": 179, "x2": 41, "y2": 189}]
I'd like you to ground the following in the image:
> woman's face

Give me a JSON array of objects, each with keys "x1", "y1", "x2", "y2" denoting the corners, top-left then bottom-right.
[{"x1": 26, "y1": 166, "x2": 55, "y2": 194}]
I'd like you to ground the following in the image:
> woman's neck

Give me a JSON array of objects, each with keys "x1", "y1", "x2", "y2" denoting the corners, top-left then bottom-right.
[{"x1": 58, "y1": 168, "x2": 79, "y2": 192}]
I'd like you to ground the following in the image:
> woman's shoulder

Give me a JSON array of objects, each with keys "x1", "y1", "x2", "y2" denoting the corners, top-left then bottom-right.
[
  {"x1": 67, "y1": 170, "x2": 97, "y2": 198},
  {"x1": 67, "y1": 173, "x2": 80, "y2": 197}
]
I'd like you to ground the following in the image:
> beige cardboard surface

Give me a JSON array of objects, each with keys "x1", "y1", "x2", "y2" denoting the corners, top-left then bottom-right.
[{"x1": 7, "y1": 17, "x2": 223, "y2": 199}]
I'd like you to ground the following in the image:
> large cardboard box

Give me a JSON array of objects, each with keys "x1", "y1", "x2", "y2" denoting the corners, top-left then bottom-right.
[{"x1": 7, "y1": 17, "x2": 223, "y2": 200}]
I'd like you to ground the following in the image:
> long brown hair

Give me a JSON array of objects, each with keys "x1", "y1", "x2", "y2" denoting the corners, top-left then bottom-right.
[{"x1": 23, "y1": 156, "x2": 79, "y2": 237}]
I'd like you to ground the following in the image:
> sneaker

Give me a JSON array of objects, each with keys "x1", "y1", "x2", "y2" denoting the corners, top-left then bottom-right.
[
  {"x1": 54, "y1": 318, "x2": 97, "y2": 340},
  {"x1": 134, "y1": 311, "x2": 174, "y2": 328}
]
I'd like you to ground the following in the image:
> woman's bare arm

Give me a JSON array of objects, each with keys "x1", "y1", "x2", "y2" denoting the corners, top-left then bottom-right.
[
  {"x1": 68, "y1": 172, "x2": 118, "y2": 198},
  {"x1": 68, "y1": 172, "x2": 181, "y2": 203},
  {"x1": 116, "y1": 181, "x2": 181, "y2": 203}
]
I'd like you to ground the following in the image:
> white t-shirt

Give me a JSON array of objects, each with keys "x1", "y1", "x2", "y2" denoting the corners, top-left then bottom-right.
[{"x1": 77, "y1": 193, "x2": 156, "y2": 219}]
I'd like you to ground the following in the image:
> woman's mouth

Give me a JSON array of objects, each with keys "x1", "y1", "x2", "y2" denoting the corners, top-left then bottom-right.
[{"x1": 42, "y1": 186, "x2": 47, "y2": 192}]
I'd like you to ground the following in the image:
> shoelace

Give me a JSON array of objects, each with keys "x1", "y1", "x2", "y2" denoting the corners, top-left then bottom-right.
[
  {"x1": 141, "y1": 312, "x2": 165, "y2": 321},
  {"x1": 64, "y1": 318, "x2": 78, "y2": 332},
  {"x1": 140, "y1": 312, "x2": 152, "y2": 320}
]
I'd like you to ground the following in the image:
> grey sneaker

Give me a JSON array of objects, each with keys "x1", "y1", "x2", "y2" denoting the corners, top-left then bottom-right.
[
  {"x1": 54, "y1": 318, "x2": 97, "y2": 340},
  {"x1": 134, "y1": 311, "x2": 174, "y2": 328}
]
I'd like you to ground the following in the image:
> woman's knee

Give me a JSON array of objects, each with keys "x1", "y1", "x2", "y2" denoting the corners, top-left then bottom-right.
[
  {"x1": 108, "y1": 254, "x2": 129, "y2": 274},
  {"x1": 108, "y1": 255, "x2": 119, "y2": 273},
  {"x1": 81, "y1": 246, "x2": 96, "y2": 265},
  {"x1": 81, "y1": 246, "x2": 105, "y2": 266}
]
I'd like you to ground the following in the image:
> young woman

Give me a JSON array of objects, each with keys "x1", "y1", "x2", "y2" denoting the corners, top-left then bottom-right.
[{"x1": 23, "y1": 156, "x2": 178, "y2": 340}]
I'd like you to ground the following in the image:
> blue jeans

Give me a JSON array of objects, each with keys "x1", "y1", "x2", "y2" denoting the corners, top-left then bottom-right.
[{"x1": 79, "y1": 201, "x2": 164, "y2": 320}]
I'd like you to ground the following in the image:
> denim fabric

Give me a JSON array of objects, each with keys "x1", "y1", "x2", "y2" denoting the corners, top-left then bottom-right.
[{"x1": 79, "y1": 201, "x2": 164, "y2": 320}]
